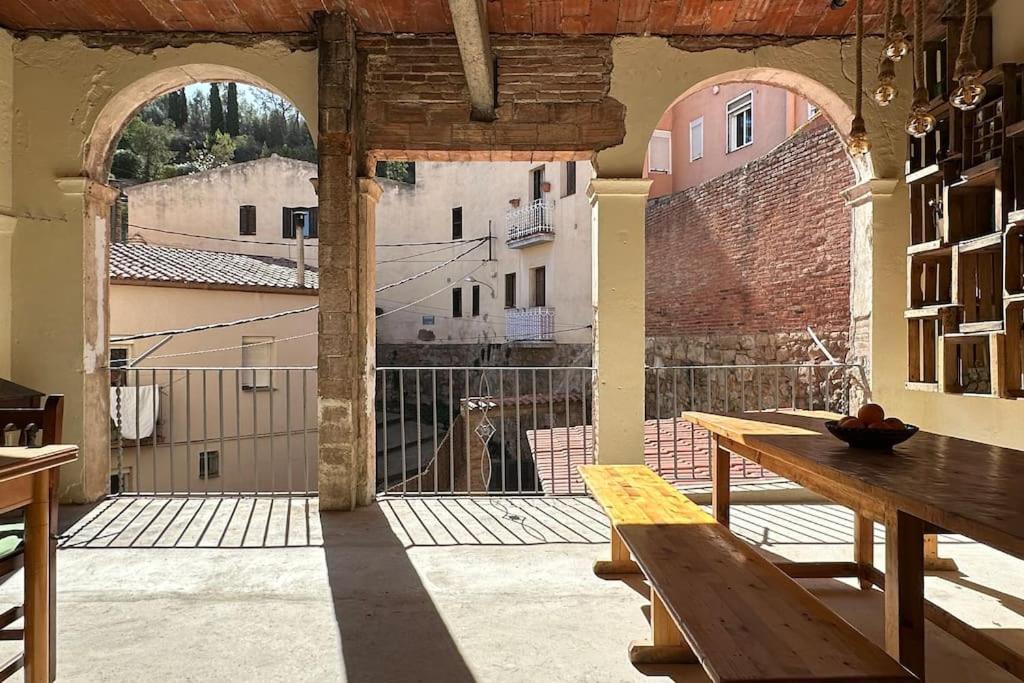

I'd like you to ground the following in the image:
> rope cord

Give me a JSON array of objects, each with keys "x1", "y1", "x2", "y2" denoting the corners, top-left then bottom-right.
[
  {"x1": 914, "y1": 0, "x2": 926, "y2": 90},
  {"x1": 955, "y1": 0, "x2": 978, "y2": 78},
  {"x1": 855, "y1": 0, "x2": 865, "y2": 116}
]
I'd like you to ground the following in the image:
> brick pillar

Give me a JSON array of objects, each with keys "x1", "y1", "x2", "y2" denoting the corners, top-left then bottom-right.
[
  {"x1": 316, "y1": 12, "x2": 374, "y2": 510},
  {"x1": 55, "y1": 177, "x2": 119, "y2": 503},
  {"x1": 588, "y1": 178, "x2": 652, "y2": 465}
]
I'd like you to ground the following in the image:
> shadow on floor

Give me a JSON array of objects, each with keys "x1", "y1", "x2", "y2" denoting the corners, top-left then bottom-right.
[{"x1": 321, "y1": 505, "x2": 476, "y2": 683}]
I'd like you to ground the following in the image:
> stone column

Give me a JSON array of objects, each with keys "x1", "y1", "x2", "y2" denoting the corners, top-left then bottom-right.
[
  {"x1": 588, "y1": 178, "x2": 652, "y2": 465},
  {"x1": 316, "y1": 12, "x2": 375, "y2": 510},
  {"x1": 56, "y1": 177, "x2": 119, "y2": 503}
]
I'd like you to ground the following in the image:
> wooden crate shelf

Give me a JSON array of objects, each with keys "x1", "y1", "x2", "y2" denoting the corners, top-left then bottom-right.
[
  {"x1": 941, "y1": 331, "x2": 1006, "y2": 397},
  {"x1": 953, "y1": 242, "x2": 1003, "y2": 327},
  {"x1": 904, "y1": 14, "x2": 1021, "y2": 398}
]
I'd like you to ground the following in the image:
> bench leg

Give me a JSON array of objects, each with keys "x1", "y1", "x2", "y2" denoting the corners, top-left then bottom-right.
[
  {"x1": 629, "y1": 590, "x2": 697, "y2": 666},
  {"x1": 854, "y1": 513, "x2": 874, "y2": 590},
  {"x1": 594, "y1": 526, "x2": 641, "y2": 577}
]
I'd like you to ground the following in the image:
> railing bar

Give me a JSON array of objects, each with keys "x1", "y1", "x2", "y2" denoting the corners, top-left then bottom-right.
[
  {"x1": 672, "y1": 368, "x2": 679, "y2": 481},
  {"x1": 548, "y1": 369, "x2": 556, "y2": 495},
  {"x1": 723, "y1": 367, "x2": 729, "y2": 414},
  {"x1": 791, "y1": 366, "x2": 797, "y2": 410},
  {"x1": 152, "y1": 368, "x2": 158, "y2": 495},
  {"x1": 236, "y1": 370, "x2": 242, "y2": 496},
  {"x1": 399, "y1": 370, "x2": 407, "y2": 495},
  {"x1": 464, "y1": 369, "x2": 471, "y2": 495},
  {"x1": 135, "y1": 377, "x2": 141, "y2": 493},
  {"x1": 168, "y1": 369, "x2": 174, "y2": 496},
  {"x1": 286, "y1": 370, "x2": 292, "y2": 496},
  {"x1": 186, "y1": 370, "x2": 192, "y2": 496},
  {"x1": 655, "y1": 368, "x2": 662, "y2": 477},
  {"x1": 303, "y1": 369, "x2": 310, "y2": 495},
  {"x1": 416, "y1": 370, "x2": 423, "y2": 495},
  {"x1": 499, "y1": 368, "x2": 506, "y2": 495},
  {"x1": 740, "y1": 365, "x2": 746, "y2": 413},
  {"x1": 775, "y1": 366, "x2": 781, "y2": 409},
  {"x1": 532, "y1": 370, "x2": 540, "y2": 492},
  {"x1": 515, "y1": 370, "x2": 522, "y2": 493},
  {"x1": 269, "y1": 369, "x2": 275, "y2": 494},
  {"x1": 252, "y1": 366, "x2": 258, "y2": 493},
  {"x1": 381, "y1": 370, "x2": 389, "y2": 494},
  {"x1": 203, "y1": 370, "x2": 209, "y2": 495},
  {"x1": 448, "y1": 369, "x2": 455, "y2": 494},
  {"x1": 432, "y1": 369, "x2": 439, "y2": 495},
  {"x1": 219, "y1": 370, "x2": 225, "y2": 497},
  {"x1": 563, "y1": 368, "x2": 571, "y2": 495},
  {"x1": 689, "y1": 367, "x2": 696, "y2": 479}
]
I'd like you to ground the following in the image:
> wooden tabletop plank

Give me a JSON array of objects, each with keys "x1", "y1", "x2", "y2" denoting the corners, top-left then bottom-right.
[
  {"x1": 0, "y1": 445, "x2": 78, "y2": 483},
  {"x1": 618, "y1": 522, "x2": 915, "y2": 682},
  {"x1": 684, "y1": 411, "x2": 1024, "y2": 559}
]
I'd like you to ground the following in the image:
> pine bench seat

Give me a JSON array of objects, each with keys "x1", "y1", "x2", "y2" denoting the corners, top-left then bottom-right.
[{"x1": 579, "y1": 464, "x2": 914, "y2": 683}]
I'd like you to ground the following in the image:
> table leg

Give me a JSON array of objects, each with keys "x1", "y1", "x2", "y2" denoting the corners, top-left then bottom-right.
[
  {"x1": 885, "y1": 511, "x2": 925, "y2": 679},
  {"x1": 854, "y1": 513, "x2": 874, "y2": 590},
  {"x1": 48, "y1": 469, "x2": 59, "y2": 682},
  {"x1": 924, "y1": 533, "x2": 958, "y2": 571},
  {"x1": 711, "y1": 438, "x2": 730, "y2": 527},
  {"x1": 25, "y1": 472, "x2": 50, "y2": 683}
]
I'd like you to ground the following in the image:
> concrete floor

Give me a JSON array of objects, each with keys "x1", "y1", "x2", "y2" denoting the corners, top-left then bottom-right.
[{"x1": 1, "y1": 496, "x2": 1021, "y2": 681}]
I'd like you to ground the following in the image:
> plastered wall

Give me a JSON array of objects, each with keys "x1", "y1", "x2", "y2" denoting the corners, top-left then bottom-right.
[{"x1": 0, "y1": 30, "x2": 13, "y2": 378}]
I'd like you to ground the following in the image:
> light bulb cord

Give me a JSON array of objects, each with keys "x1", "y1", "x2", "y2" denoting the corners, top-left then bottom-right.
[
  {"x1": 855, "y1": 0, "x2": 864, "y2": 118},
  {"x1": 955, "y1": 0, "x2": 979, "y2": 79},
  {"x1": 913, "y1": 0, "x2": 925, "y2": 96}
]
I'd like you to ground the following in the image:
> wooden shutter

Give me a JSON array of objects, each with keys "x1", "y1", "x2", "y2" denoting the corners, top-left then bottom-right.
[
  {"x1": 533, "y1": 267, "x2": 546, "y2": 307},
  {"x1": 282, "y1": 207, "x2": 294, "y2": 238},
  {"x1": 308, "y1": 207, "x2": 319, "y2": 238}
]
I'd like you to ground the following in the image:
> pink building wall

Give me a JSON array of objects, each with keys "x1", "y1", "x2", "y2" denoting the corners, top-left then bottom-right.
[{"x1": 645, "y1": 83, "x2": 819, "y2": 198}]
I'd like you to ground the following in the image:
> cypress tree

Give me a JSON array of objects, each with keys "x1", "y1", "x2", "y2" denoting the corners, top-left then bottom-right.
[
  {"x1": 226, "y1": 83, "x2": 240, "y2": 137},
  {"x1": 168, "y1": 90, "x2": 188, "y2": 129},
  {"x1": 209, "y1": 83, "x2": 225, "y2": 136}
]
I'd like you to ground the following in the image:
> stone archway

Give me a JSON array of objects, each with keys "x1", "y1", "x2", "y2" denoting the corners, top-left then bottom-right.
[{"x1": 72, "y1": 62, "x2": 318, "y2": 502}]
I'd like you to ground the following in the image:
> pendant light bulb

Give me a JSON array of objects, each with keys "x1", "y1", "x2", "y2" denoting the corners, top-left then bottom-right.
[
  {"x1": 848, "y1": 116, "x2": 872, "y2": 156},
  {"x1": 906, "y1": 88, "x2": 937, "y2": 138},
  {"x1": 951, "y1": 75, "x2": 986, "y2": 110},
  {"x1": 874, "y1": 58, "x2": 899, "y2": 106},
  {"x1": 885, "y1": 10, "x2": 910, "y2": 62}
]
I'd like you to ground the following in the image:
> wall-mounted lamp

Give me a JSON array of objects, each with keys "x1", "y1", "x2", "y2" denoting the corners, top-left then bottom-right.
[{"x1": 463, "y1": 275, "x2": 495, "y2": 297}]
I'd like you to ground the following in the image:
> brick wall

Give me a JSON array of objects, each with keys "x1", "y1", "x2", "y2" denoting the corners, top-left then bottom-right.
[
  {"x1": 645, "y1": 120, "x2": 855, "y2": 344},
  {"x1": 359, "y1": 34, "x2": 625, "y2": 160}
]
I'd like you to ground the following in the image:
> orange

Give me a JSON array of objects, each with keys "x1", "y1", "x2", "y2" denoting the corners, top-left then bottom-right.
[
  {"x1": 857, "y1": 403, "x2": 885, "y2": 426},
  {"x1": 838, "y1": 416, "x2": 865, "y2": 429},
  {"x1": 881, "y1": 417, "x2": 905, "y2": 430}
]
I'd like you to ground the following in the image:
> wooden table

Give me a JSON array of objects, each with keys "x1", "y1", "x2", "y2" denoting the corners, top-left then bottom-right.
[
  {"x1": 0, "y1": 445, "x2": 77, "y2": 683},
  {"x1": 684, "y1": 410, "x2": 1024, "y2": 681}
]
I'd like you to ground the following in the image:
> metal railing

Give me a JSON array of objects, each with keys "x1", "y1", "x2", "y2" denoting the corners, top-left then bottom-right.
[
  {"x1": 110, "y1": 367, "x2": 317, "y2": 496},
  {"x1": 375, "y1": 366, "x2": 592, "y2": 496},
  {"x1": 506, "y1": 198, "x2": 555, "y2": 246},
  {"x1": 645, "y1": 363, "x2": 862, "y2": 485},
  {"x1": 505, "y1": 307, "x2": 556, "y2": 343}
]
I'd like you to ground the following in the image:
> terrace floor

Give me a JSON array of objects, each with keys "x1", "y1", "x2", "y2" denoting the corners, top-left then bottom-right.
[{"x1": 5, "y1": 495, "x2": 1024, "y2": 681}]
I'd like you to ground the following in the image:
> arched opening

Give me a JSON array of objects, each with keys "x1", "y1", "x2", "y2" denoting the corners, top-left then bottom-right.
[
  {"x1": 84, "y1": 65, "x2": 320, "y2": 497},
  {"x1": 640, "y1": 72, "x2": 866, "y2": 486}
]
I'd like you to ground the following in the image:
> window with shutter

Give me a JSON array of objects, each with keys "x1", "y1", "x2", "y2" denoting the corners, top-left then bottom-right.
[
  {"x1": 452, "y1": 288, "x2": 463, "y2": 318},
  {"x1": 727, "y1": 91, "x2": 754, "y2": 152},
  {"x1": 504, "y1": 273, "x2": 516, "y2": 308},
  {"x1": 648, "y1": 130, "x2": 672, "y2": 173},
  {"x1": 239, "y1": 205, "x2": 256, "y2": 235},
  {"x1": 282, "y1": 207, "x2": 295, "y2": 238},
  {"x1": 452, "y1": 207, "x2": 463, "y2": 240},
  {"x1": 472, "y1": 285, "x2": 481, "y2": 317},
  {"x1": 689, "y1": 118, "x2": 704, "y2": 162}
]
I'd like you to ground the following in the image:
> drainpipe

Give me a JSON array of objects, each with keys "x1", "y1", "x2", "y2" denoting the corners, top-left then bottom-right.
[{"x1": 294, "y1": 210, "x2": 306, "y2": 288}]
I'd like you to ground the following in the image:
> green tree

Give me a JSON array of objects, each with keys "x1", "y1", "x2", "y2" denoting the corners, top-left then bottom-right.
[
  {"x1": 226, "y1": 83, "x2": 240, "y2": 137},
  {"x1": 209, "y1": 83, "x2": 225, "y2": 136},
  {"x1": 120, "y1": 118, "x2": 175, "y2": 181},
  {"x1": 167, "y1": 89, "x2": 188, "y2": 129}
]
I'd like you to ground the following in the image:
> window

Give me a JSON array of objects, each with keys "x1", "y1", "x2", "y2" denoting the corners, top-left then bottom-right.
[
  {"x1": 504, "y1": 273, "x2": 517, "y2": 308},
  {"x1": 452, "y1": 207, "x2": 463, "y2": 240},
  {"x1": 198, "y1": 451, "x2": 220, "y2": 479},
  {"x1": 531, "y1": 167, "x2": 545, "y2": 201},
  {"x1": 452, "y1": 287, "x2": 463, "y2": 318},
  {"x1": 689, "y1": 118, "x2": 704, "y2": 162},
  {"x1": 471, "y1": 285, "x2": 481, "y2": 317},
  {"x1": 563, "y1": 161, "x2": 577, "y2": 197},
  {"x1": 374, "y1": 160, "x2": 416, "y2": 184},
  {"x1": 726, "y1": 91, "x2": 754, "y2": 152},
  {"x1": 239, "y1": 205, "x2": 256, "y2": 235},
  {"x1": 109, "y1": 345, "x2": 131, "y2": 386},
  {"x1": 531, "y1": 267, "x2": 546, "y2": 308},
  {"x1": 807, "y1": 101, "x2": 819, "y2": 119},
  {"x1": 648, "y1": 130, "x2": 672, "y2": 173},
  {"x1": 241, "y1": 336, "x2": 274, "y2": 389},
  {"x1": 282, "y1": 207, "x2": 318, "y2": 238}
]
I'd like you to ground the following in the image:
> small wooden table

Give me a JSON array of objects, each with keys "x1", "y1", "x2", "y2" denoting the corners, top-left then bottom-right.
[
  {"x1": 684, "y1": 411, "x2": 1024, "y2": 681},
  {"x1": 0, "y1": 445, "x2": 77, "y2": 683}
]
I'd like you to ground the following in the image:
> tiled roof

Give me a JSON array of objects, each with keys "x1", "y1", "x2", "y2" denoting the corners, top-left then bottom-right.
[{"x1": 109, "y1": 242, "x2": 318, "y2": 291}]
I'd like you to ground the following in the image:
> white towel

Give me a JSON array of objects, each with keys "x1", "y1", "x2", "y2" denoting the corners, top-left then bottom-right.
[{"x1": 110, "y1": 385, "x2": 160, "y2": 440}]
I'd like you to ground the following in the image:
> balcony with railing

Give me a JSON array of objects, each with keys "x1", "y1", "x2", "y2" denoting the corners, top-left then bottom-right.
[
  {"x1": 506, "y1": 198, "x2": 555, "y2": 247},
  {"x1": 505, "y1": 306, "x2": 555, "y2": 344}
]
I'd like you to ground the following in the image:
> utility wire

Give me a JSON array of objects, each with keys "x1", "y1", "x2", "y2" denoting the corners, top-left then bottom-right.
[
  {"x1": 376, "y1": 241, "x2": 486, "y2": 293},
  {"x1": 376, "y1": 263, "x2": 488, "y2": 319},
  {"x1": 126, "y1": 222, "x2": 489, "y2": 250}
]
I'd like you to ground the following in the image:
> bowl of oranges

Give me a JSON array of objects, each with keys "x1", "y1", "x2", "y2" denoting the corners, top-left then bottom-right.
[{"x1": 825, "y1": 403, "x2": 918, "y2": 450}]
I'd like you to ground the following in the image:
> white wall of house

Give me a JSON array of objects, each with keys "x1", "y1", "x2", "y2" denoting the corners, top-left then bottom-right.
[
  {"x1": 109, "y1": 282, "x2": 318, "y2": 493},
  {"x1": 124, "y1": 155, "x2": 319, "y2": 263},
  {"x1": 375, "y1": 160, "x2": 594, "y2": 346}
]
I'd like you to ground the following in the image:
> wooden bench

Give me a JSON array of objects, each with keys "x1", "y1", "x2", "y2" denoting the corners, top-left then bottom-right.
[{"x1": 579, "y1": 465, "x2": 914, "y2": 682}]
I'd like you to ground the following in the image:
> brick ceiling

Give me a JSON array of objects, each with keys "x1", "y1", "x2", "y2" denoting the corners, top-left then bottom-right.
[{"x1": 0, "y1": 0, "x2": 952, "y2": 36}]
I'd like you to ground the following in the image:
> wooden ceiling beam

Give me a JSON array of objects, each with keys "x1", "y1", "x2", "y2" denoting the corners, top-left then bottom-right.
[{"x1": 447, "y1": 0, "x2": 496, "y2": 122}]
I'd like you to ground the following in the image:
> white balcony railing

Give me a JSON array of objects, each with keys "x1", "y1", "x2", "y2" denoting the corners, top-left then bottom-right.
[
  {"x1": 505, "y1": 306, "x2": 556, "y2": 343},
  {"x1": 506, "y1": 199, "x2": 555, "y2": 247}
]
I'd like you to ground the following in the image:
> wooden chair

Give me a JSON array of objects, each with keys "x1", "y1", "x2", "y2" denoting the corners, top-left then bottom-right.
[{"x1": 0, "y1": 395, "x2": 63, "y2": 682}]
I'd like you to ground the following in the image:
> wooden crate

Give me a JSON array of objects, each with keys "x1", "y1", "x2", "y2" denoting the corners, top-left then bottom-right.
[
  {"x1": 941, "y1": 332, "x2": 1006, "y2": 396},
  {"x1": 1006, "y1": 300, "x2": 1024, "y2": 397},
  {"x1": 907, "y1": 249, "x2": 953, "y2": 308},
  {"x1": 954, "y1": 240, "x2": 1004, "y2": 327}
]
